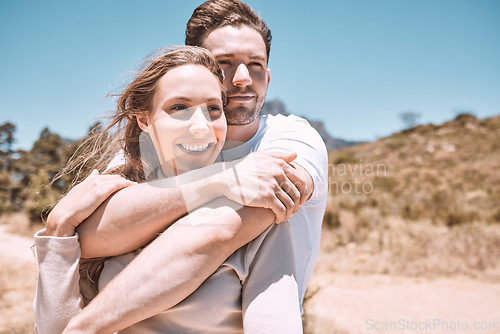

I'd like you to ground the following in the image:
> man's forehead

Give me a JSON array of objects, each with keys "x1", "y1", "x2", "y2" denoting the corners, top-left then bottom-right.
[{"x1": 202, "y1": 25, "x2": 267, "y2": 59}]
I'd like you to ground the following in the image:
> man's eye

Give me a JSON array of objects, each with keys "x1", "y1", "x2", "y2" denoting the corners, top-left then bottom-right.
[
  {"x1": 218, "y1": 60, "x2": 231, "y2": 66},
  {"x1": 249, "y1": 62, "x2": 264, "y2": 68}
]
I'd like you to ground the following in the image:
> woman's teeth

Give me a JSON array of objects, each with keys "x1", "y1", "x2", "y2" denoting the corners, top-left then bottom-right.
[{"x1": 180, "y1": 143, "x2": 210, "y2": 152}]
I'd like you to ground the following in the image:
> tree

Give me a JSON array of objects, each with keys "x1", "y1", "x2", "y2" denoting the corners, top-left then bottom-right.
[
  {"x1": 400, "y1": 111, "x2": 421, "y2": 129},
  {"x1": 0, "y1": 122, "x2": 16, "y2": 212},
  {"x1": 18, "y1": 127, "x2": 67, "y2": 222}
]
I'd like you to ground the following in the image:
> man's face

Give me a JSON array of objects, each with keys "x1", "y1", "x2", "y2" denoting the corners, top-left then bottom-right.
[{"x1": 202, "y1": 25, "x2": 270, "y2": 126}]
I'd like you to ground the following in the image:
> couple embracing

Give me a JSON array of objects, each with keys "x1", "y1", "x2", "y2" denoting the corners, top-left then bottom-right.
[{"x1": 34, "y1": 0, "x2": 327, "y2": 333}]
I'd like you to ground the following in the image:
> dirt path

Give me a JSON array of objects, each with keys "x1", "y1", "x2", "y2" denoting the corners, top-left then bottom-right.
[
  {"x1": 0, "y1": 224, "x2": 38, "y2": 333},
  {"x1": 305, "y1": 273, "x2": 500, "y2": 333},
  {"x1": 0, "y1": 225, "x2": 37, "y2": 264}
]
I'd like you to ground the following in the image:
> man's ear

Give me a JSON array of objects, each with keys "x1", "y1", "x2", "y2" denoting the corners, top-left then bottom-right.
[
  {"x1": 136, "y1": 114, "x2": 150, "y2": 132},
  {"x1": 266, "y1": 68, "x2": 271, "y2": 87}
]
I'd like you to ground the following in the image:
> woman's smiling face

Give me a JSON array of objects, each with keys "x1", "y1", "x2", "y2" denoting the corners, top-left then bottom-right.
[{"x1": 137, "y1": 64, "x2": 226, "y2": 176}]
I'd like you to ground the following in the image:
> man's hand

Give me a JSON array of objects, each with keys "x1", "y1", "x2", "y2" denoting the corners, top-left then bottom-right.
[{"x1": 220, "y1": 151, "x2": 309, "y2": 223}]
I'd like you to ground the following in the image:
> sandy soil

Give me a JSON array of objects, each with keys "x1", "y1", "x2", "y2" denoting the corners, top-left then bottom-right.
[
  {"x1": 1, "y1": 223, "x2": 500, "y2": 334},
  {"x1": 0, "y1": 225, "x2": 38, "y2": 333},
  {"x1": 304, "y1": 273, "x2": 500, "y2": 334}
]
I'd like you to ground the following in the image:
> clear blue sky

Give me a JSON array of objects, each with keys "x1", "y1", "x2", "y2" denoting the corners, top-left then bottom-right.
[{"x1": 1, "y1": 0, "x2": 499, "y2": 150}]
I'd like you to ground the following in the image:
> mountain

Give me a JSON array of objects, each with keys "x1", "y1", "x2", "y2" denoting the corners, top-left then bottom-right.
[{"x1": 261, "y1": 99, "x2": 362, "y2": 151}]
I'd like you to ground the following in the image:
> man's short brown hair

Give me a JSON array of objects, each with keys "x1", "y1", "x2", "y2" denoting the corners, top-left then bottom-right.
[{"x1": 185, "y1": 0, "x2": 272, "y2": 60}]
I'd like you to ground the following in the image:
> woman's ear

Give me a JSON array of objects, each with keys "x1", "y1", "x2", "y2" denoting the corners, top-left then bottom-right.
[{"x1": 136, "y1": 114, "x2": 150, "y2": 132}]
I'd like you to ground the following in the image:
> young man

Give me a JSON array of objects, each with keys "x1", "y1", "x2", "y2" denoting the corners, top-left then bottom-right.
[{"x1": 64, "y1": 0, "x2": 327, "y2": 331}]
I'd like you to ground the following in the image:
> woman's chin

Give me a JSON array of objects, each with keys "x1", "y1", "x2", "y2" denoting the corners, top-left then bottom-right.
[{"x1": 170, "y1": 159, "x2": 216, "y2": 176}]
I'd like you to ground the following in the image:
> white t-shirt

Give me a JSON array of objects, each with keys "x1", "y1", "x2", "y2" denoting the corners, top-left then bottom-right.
[{"x1": 219, "y1": 114, "x2": 328, "y2": 304}]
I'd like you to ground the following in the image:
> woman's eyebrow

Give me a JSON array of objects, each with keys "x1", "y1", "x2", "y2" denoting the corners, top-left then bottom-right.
[
  {"x1": 205, "y1": 97, "x2": 222, "y2": 102},
  {"x1": 169, "y1": 96, "x2": 192, "y2": 101},
  {"x1": 169, "y1": 96, "x2": 221, "y2": 102},
  {"x1": 162, "y1": 96, "x2": 221, "y2": 109}
]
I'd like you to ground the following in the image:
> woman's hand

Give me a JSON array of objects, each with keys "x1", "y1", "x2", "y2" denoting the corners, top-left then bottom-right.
[
  {"x1": 220, "y1": 151, "x2": 306, "y2": 223},
  {"x1": 45, "y1": 170, "x2": 136, "y2": 237}
]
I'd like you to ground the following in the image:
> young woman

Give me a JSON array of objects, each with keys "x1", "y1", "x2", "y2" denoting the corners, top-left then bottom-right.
[{"x1": 33, "y1": 46, "x2": 302, "y2": 333}]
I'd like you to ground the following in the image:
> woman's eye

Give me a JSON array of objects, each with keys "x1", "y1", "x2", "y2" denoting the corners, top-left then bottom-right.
[
  {"x1": 218, "y1": 60, "x2": 231, "y2": 66},
  {"x1": 207, "y1": 105, "x2": 222, "y2": 120},
  {"x1": 170, "y1": 104, "x2": 187, "y2": 111},
  {"x1": 168, "y1": 105, "x2": 191, "y2": 120}
]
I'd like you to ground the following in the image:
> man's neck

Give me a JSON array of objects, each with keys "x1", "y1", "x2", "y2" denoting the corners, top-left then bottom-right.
[{"x1": 223, "y1": 117, "x2": 260, "y2": 149}]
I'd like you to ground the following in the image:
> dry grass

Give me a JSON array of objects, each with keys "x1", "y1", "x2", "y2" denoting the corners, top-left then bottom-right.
[
  {"x1": 0, "y1": 260, "x2": 36, "y2": 333},
  {"x1": 0, "y1": 213, "x2": 38, "y2": 333},
  {"x1": 317, "y1": 216, "x2": 500, "y2": 280},
  {"x1": 322, "y1": 114, "x2": 500, "y2": 281}
]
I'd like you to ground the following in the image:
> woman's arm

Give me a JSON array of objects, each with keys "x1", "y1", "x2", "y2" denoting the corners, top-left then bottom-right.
[
  {"x1": 242, "y1": 222, "x2": 303, "y2": 333},
  {"x1": 33, "y1": 230, "x2": 84, "y2": 334},
  {"x1": 34, "y1": 171, "x2": 134, "y2": 333}
]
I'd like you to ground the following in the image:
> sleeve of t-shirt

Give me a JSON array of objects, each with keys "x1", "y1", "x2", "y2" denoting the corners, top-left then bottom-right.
[
  {"x1": 241, "y1": 222, "x2": 303, "y2": 333},
  {"x1": 33, "y1": 229, "x2": 83, "y2": 334},
  {"x1": 257, "y1": 115, "x2": 328, "y2": 204}
]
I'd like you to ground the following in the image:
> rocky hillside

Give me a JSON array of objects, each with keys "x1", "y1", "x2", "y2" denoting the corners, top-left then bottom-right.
[
  {"x1": 319, "y1": 113, "x2": 500, "y2": 278},
  {"x1": 262, "y1": 99, "x2": 361, "y2": 151}
]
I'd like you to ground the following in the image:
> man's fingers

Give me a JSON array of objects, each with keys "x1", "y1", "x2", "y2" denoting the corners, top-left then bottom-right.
[
  {"x1": 283, "y1": 165, "x2": 308, "y2": 206},
  {"x1": 267, "y1": 150, "x2": 297, "y2": 163},
  {"x1": 274, "y1": 188, "x2": 295, "y2": 222},
  {"x1": 269, "y1": 196, "x2": 287, "y2": 224},
  {"x1": 279, "y1": 178, "x2": 301, "y2": 213}
]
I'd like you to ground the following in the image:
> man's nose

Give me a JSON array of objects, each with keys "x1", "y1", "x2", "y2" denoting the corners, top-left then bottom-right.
[
  {"x1": 189, "y1": 107, "x2": 210, "y2": 134},
  {"x1": 232, "y1": 63, "x2": 252, "y2": 87}
]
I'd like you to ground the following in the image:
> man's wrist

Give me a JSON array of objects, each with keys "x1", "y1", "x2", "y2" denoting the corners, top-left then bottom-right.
[
  {"x1": 214, "y1": 164, "x2": 234, "y2": 199},
  {"x1": 204, "y1": 172, "x2": 226, "y2": 199},
  {"x1": 178, "y1": 172, "x2": 225, "y2": 214}
]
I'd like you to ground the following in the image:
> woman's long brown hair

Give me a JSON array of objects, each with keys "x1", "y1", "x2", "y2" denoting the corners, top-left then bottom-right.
[{"x1": 52, "y1": 46, "x2": 226, "y2": 303}]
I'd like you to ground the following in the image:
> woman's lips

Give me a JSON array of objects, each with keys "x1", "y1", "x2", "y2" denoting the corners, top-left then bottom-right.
[{"x1": 177, "y1": 142, "x2": 215, "y2": 155}]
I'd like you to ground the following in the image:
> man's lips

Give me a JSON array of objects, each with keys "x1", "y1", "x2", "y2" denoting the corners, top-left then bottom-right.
[{"x1": 228, "y1": 95, "x2": 255, "y2": 103}]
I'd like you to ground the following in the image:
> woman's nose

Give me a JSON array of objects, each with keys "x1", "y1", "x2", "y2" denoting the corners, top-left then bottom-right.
[
  {"x1": 189, "y1": 106, "x2": 210, "y2": 134},
  {"x1": 232, "y1": 63, "x2": 252, "y2": 87}
]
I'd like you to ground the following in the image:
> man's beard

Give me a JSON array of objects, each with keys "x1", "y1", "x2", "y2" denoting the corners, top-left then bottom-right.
[{"x1": 225, "y1": 95, "x2": 265, "y2": 126}]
